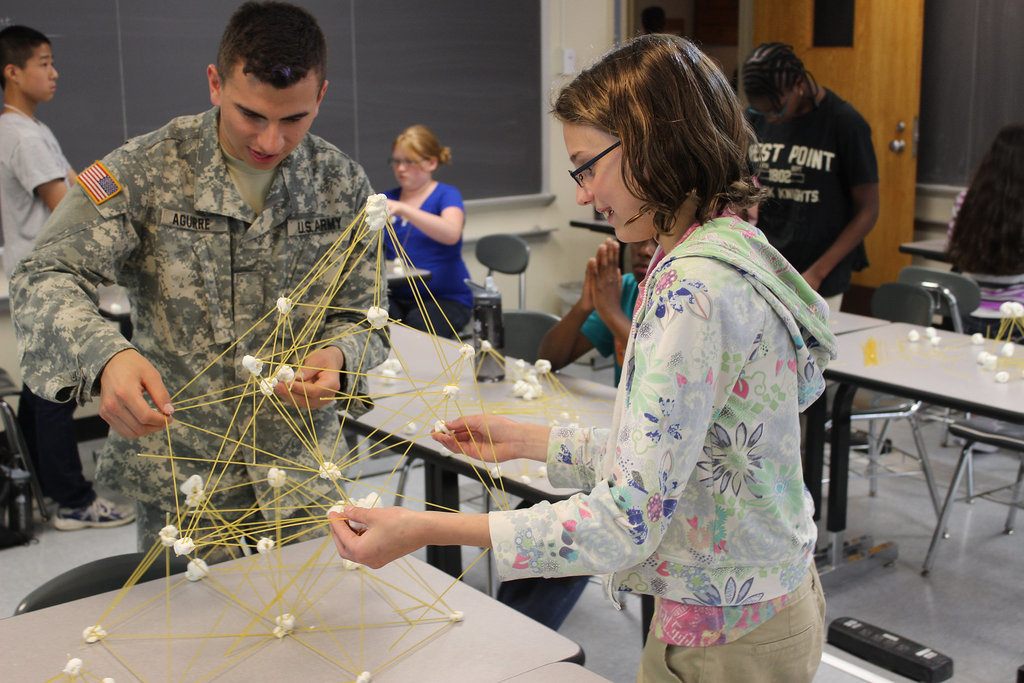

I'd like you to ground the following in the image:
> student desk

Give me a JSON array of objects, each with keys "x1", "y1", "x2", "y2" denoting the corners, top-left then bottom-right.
[
  {"x1": 0, "y1": 538, "x2": 582, "y2": 682},
  {"x1": 898, "y1": 237, "x2": 950, "y2": 263},
  {"x1": 384, "y1": 262, "x2": 432, "y2": 286},
  {"x1": 829, "y1": 311, "x2": 891, "y2": 336},
  {"x1": 506, "y1": 661, "x2": 613, "y2": 681},
  {"x1": 804, "y1": 322, "x2": 1023, "y2": 577},
  {"x1": 349, "y1": 326, "x2": 616, "y2": 578}
]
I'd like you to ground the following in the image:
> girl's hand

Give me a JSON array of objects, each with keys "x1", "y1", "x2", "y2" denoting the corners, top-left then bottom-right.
[
  {"x1": 431, "y1": 414, "x2": 549, "y2": 463},
  {"x1": 328, "y1": 507, "x2": 425, "y2": 569}
]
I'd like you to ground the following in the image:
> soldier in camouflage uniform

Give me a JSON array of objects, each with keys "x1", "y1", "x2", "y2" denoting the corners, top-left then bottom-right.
[{"x1": 11, "y1": 1, "x2": 389, "y2": 557}]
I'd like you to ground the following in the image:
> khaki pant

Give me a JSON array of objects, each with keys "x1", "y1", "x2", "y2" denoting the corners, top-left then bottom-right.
[{"x1": 638, "y1": 565, "x2": 826, "y2": 683}]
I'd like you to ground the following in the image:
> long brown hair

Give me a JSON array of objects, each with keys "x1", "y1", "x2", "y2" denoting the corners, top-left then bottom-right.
[
  {"x1": 393, "y1": 124, "x2": 452, "y2": 165},
  {"x1": 948, "y1": 124, "x2": 1024, "y2": 274},
  {"x1": 553, "y1": 34, "x2": 762, "y2": 233}
]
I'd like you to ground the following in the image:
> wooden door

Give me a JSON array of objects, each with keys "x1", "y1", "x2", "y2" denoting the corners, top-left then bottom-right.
[{"x1": 754, "y1": 0, "x2": 924, "y2": 289}]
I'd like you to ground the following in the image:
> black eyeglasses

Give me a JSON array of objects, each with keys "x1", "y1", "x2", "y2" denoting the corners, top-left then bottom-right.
[{"x1": 568, "y1": 140, "x2": 621, "y2": 187}]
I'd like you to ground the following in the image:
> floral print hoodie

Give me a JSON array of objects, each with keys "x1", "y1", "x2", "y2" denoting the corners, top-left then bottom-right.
[{"x1": 488, "y1": 216, "x2": 837, "y2": 606}]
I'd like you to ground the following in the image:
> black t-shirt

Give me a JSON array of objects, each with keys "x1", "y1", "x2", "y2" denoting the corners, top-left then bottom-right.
[{"x1": 749, "y1": 89, "x2": 878, "y2": 297}]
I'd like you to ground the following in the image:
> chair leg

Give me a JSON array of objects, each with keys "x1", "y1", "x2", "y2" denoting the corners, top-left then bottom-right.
[
  {"x1": 0, "y1": 398, "x2": 50, "y2": 520},
  {"x1": 866, "y1": 421, "x2": 880, "y2": 497},
  {"x1": 922, "y1": 444, "x2": 973, "y2": 575},
  {"x1": 965, "y1": 450, "x2": 975, "y2": 503},
  {"x1": 393, "y1": 459, "x2": 414, "y2": 507},
  {"x1": 909, "y1": 415, "x2": 942, "y2": 519},
  {"x1": 1004, "y1": 457, "x2": 1024, "y2": 535}
]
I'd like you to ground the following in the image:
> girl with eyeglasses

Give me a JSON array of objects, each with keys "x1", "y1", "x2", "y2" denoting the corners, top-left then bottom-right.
[
  {"x1": 383, "y1": 124, "x2": 472, "y2": 338},
  {"x1": 331, "y1": 35, "x2": 835, "y2": 682}
]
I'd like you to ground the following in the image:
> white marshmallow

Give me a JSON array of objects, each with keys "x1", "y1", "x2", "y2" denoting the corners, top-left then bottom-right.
[
  {"x1": 1000, "y1": 301, "x2": 1015, "y2": 317},
  {"x1": 925, "y1": 326, "x2": 937, "y2": 338},
  {"x1": 382, "y1": 358, "x2": 402, "y2": 372},
  {"x1": 971, "y1": 332, "x2": 985, "y2": 345},
  {"x1": 442, "y1": 384, "x2": 460, "y2": 399},
  {"x1": 256, "y1": 537, "x2": 275, "y2": 554},
  {"x1": 276, "y1": 297, "x2": 294, "y2": 315},
  {"x1": 180, "y1": 474, "x2": 204, "y2": 496},
  {"x1": 173, "y1": 537, "x2": 195, "y2": 557},
  {"x1": 380, "y1": 368, "x2": 398, "y2": 384},
  {"x1": 448, "y1": 611, "x2": 464, "y2": 622},
  {"x1": 364, "y1": 193, "x2": 389, "y2": 232},
  {"x1": 480, "y1": 340, "x2": 493, "y2": 352},
  {"x1": 259, "y1": 377, "x2": 278, "y2": 397},
  {"x1": 459, "y1": 343, "x2": 475, "y2": 359},
  {"x1": 906, "y1": 329, "x2": 920, "y2": 342},
  {"x1": 319, "y1": 462, "x2": 342, "y2": 481},
  {"x1": 186, "y1": 558, "x2": 209, "y2": 582},
  {"x1": 356, "y1": 672, "x2": 373, "y2": 683},
  {"x1": 520, "y1": 474, "x2": 532, "y2": 484},
  {"x1": 267, "y1": 467, "x2": 288, "y2": 488},
  {"x1": 1001, "y1": 342, "x2": 1015, "y2": 358},
  {"x1": 158, "y1": 524, "x2": 179, "y2": 547},
  {"x1": 391, "y1": 261, "x2": 405, "y2": 275},
  {"x1": 276, "y1": 365, "x2": 295, "y2": 384},
  {"x1": 241, "y1": 354, "x2": 263, "y2": 377},
  {"x1": 929, "y1": 336, "x2": 942, "y2": 347},
  {"x1": 83, "y1": 624, "x2": 107, "y2": 643},
  {"x1": 404, "y1": 421, "x2": 419, "y2": 435},
  {"x1": 995, "y1": 371, "x2": 1010, "y2": 384},
  {"x1": 273, "y1": 613, "x2": 296, "y2": 638},
  {"x1": 433, "y1": 420, "x2": 451, "y2": 435},
  {"x1": 366, "y1": 306, "x2": 389, "y2": 329},
  {"x1": 537, "y1": 465, "x2": 547, "y2": 478},
  {"x1": 534, "y1": 359, "x2": 552, "y2": 374},
  {"x1": 982, "y1": 354, "x2": 998, "y2": 371},
  {"x1": 1012, "y1": 302, "x2": 1024, "y2": 317},
  {"x1": 63, "y1": 658, "x2": 83, "y2": 675}
]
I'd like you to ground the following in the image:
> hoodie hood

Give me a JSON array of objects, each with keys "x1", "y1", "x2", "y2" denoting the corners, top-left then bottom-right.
[{"x1": 659, "y1": 216, "x2": 837, "y2": 410}]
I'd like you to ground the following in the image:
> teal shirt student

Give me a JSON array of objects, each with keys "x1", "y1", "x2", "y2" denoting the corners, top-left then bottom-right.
[{"x1": 579, "y1": 273, "x2": 639, "y2": 385}]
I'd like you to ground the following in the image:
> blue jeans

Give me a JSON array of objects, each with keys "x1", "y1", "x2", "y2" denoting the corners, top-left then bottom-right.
[
  {"x1": 18, "y1": 384, "x2": 95, "y2": 509},
  {"x1": 497, "y1": 573, "x2": 591, "y2": 631}
]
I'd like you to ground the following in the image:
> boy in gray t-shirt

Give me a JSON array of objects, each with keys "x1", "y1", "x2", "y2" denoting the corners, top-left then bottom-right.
[{"x1": 0, "y1": 25, "x2": 134, "y2": 529}]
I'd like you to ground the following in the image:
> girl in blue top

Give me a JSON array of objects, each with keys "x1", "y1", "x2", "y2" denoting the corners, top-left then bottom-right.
[{"x1": 384, "y1": 124, "x2": 472, "y2": 338}]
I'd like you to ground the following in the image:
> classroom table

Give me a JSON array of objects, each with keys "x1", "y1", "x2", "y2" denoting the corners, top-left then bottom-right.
[
  {"x1": 568, "y1": 218, "x2": 614, "y2": 236},
  {"x1": 349, "y1": 325, "x2": 617, "y2": 577},
  {"x1": 804, "y1": 322, "x2": 1024, "y2": 577},
  {"x1": 384, "y1": 261, "x2": 432, "y2": 285},
  {"x1": 829, "y1": 311, "x2": 891, "y2": 336},
  {"x1": 0, "y1": 538, "x2": 582, "y2": 682},
  {"x1": 898, "y1": 237, "x2": 950, "y2": 262},
  {"x1": 505, "y1": 661, "x2": 614, "y2": 681}
]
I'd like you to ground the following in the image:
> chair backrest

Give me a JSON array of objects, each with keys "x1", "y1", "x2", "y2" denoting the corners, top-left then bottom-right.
[
  {"x1": 15, "y1": 552, "x2": 189, "y2": 615},
  {"x1": 870, "y1": 282, "x2": 934, "y2": 326},
  {"x1": 476, "y1": 234, "x2": 530, "y2": 308},
  {"x1": 502, "y1": 310, "x2": 560, "y2": 364},
  {"x1": 898, "y1": 266, "x2": 981, "y2": 333}
]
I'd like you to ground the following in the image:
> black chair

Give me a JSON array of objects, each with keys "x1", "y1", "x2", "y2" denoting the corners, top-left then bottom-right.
[
  {"x1": 898, "y1": 266, "x2": 981, "y2": 333},
  {"x1": 15, "y1": 551, "x2": 189, "y2": 615},
  {"x1": 0, "y1": 368, "x2": 49, "y2": 521},
  {"x1": 921, "y1": 418, "x2": 1024, "y2": 575},
  {"x1": 501, "y1": 310, "x2": 560, "y2": 364},
  {"x1": 846, "y1": 283, "x2": 942, "y2": 517},
  {"x1": 476, "y1": 234, "x2": 530, "y2": 309}
]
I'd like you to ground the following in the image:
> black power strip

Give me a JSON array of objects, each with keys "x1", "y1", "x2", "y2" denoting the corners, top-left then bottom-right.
[{"x1": 827, "y1": 617, "x2": 953, "y2": 682}]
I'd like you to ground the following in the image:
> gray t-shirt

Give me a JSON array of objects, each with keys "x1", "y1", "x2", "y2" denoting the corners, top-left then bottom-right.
[{"x1": 0, "y1": 112, "x2": 71, "y2": 278}]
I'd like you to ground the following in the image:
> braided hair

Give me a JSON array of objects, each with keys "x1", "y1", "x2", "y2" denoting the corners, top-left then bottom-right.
[{"x1": 742, "y1": 42, "x2": 817, "y2": 113}]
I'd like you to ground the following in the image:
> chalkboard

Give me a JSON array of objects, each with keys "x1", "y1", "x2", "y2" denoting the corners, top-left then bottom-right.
[
  {"x1": 0, "y1": 0, "x2": 542, "y2": 200},
  {"x1": 917, "y1": 0, "x2": 1024, "y2": 186}
]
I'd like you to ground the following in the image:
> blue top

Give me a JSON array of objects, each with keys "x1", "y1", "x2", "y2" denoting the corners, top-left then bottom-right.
[
  {"x1": 580, "y1": 272, "x2": 639, "y2": 385},
  {"x1": 384, "y1": 182, "x2": 472, "y2": 308}
]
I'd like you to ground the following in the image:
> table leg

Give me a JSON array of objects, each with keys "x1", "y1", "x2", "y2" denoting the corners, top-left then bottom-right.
[
  {"x1": 424, "y1": 461, "x2": 463, "y2": 577},
  {"x1": 803, "y1": 393, "x2": 827, "y2": 521}
]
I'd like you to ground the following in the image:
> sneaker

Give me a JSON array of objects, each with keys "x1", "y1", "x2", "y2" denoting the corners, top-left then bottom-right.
[{"x1": 53, "y1": 497, "x2": 136, "y2": 531}]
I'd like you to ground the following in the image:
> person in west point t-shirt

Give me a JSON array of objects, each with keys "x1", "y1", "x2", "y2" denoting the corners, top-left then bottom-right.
[{"x1": 742, "y1": 42, "x2": 879, "y2": 312}]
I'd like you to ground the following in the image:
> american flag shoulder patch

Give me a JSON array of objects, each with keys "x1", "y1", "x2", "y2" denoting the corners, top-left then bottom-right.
[{"x1": 77, "y1": 161, "x2": 123, "y2": 205}]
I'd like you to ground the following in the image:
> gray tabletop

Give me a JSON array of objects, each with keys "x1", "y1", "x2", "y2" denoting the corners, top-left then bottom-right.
[
  {"x1": 898, "y1": 237, "x2": 949, "y2": 262},
  {"x1": 829, "y1": 311, "x2": 891, "y2": 336},
  {"x1": 826, "y1": 322, "x2": 1024, "y2": 421},
  {"x1": 505, "y1": 661, "x2": 614, "y2": 682},
  {"x1": 359, "y1": 326, "x2": 617, "y2": 501},
  {"x1": 0, "y1": 539, "x2": 581, "y2": 682}
]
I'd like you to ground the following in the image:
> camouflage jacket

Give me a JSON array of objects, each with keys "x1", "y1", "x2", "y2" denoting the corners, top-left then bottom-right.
[{"x1": 11, "y1": 108, "x2": 389, "y2": 512}]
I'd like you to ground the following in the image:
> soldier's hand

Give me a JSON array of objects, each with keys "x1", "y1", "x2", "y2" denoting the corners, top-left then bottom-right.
[
  {"x1": 276, "y1": 345, "x2": 344, "y2": 410},
  {"x1": 99, "y1": 349, "x2": 174, "y2": 438}
]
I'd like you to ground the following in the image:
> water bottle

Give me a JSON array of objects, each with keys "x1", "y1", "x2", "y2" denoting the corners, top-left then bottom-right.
[
  {"x1": 468, "y1": 276, "x2": 505, "y2": 382},
  {"x1": 7, "y1": 468, "x2": 33, "y2": 539}
]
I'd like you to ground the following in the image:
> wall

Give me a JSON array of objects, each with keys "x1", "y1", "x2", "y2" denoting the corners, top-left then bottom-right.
[{"x1": 0, "y1": 1, "x2": 617, "y2": 400}]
